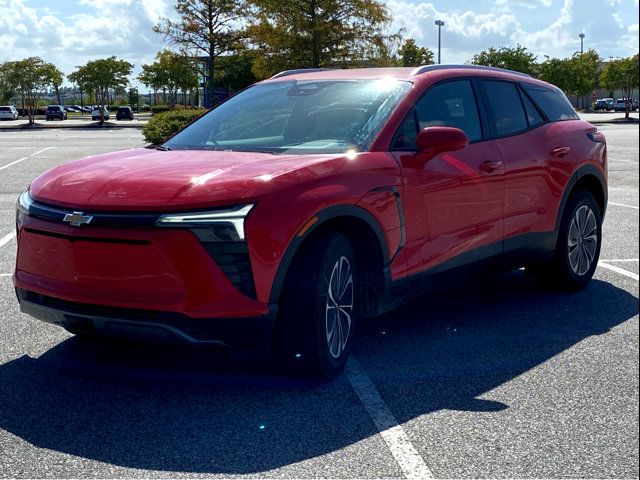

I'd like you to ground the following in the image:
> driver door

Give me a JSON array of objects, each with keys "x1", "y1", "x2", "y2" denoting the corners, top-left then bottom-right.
[{"x1": 391, "y1": 79, "x2": 505, "y2": 276}]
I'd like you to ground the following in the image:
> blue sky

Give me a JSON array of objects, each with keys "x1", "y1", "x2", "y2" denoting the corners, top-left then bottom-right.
[{"x1": 1, "y1": 0, "x2": 638, "y2": 88}]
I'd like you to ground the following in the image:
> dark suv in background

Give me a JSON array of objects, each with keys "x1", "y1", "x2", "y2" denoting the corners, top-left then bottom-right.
[
  {"x1": 116, "y1": 106, "x2": 134, "y2": 120},
  {"x1": 45, "y1": 105, "x2": 67, "y2": 121}
]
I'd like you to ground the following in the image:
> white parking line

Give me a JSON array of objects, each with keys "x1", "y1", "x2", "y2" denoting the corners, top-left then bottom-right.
[
  {"x1": 0, "y1": 146, "x2": 53, "y2": 172},
  {"x1": 0, "y1": 273, "x2": 11, "y2": 277},
  {"x1": 345, "y1": 356, "x2": 434, "y2": 479},
  {"x1": 0, "y1": 231, "x2": 16, "y2": 249},
  {"x1": 609, "y1": 202, "x2": 639, "y2": 210},
  {"x1": 598, "y1": 262, "x2": 639, "y2": 281},
  {"x1": 601, "y1": 259, "x2": 639, "y2": 262}
]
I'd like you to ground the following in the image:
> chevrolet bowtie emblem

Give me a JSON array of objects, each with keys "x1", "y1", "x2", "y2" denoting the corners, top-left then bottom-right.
[{"x1": 63, "y1": 211, "x2": 94, "y2": 227}]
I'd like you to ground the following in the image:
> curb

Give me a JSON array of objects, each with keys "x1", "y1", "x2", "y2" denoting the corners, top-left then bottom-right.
[{"x1": 0, "y1": 122, "x2": 146, "y2": 131}]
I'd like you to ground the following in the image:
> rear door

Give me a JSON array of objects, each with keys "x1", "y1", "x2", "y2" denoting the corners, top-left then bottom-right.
[
  {"x1": 481, "y1": 80, "x2": 580, "y2": 239},
  {"x1": 390, "y1": 78, "x2": 505, "y2": 276}
]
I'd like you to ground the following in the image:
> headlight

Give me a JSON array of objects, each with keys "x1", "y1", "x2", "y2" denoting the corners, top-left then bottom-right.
[
  {"x1": 156, "y1": 204, "x2": 254, "y2": 240},
  {"x1": 16, "y1": 189, "x2": 33, "y2": 235}
]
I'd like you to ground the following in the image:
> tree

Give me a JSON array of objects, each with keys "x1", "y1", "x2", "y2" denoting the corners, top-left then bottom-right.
[
  {"x1": 569, "y1": 49, "x2": 600, "y2": 109},
  {"x1": 139, "y1": 51, "x2": 199, "y2": 107},
  {"x1": 397, "y1": 38, "x2": 434, "y2": 67},
  {"x1": 4, "y1": 57, "x2": 61, "y2": 124},
  {"x1": 600, "y1": 54, "x2": 639, "y2": 118},
  {"x1": 44, "y1": 64, "x2": 64, "y2": 105},
  {"x1": 0, "y1": 63, "x2": 16, "y2": 104},
  {"x1": 248, "y1": 0, "x2": 393, "y2": 78},
  {"x1": 214, "y1": 53, "x2": 257, "y2": 92},
  {"x1": 70, "y1": 57, "x2": 133, "y2": 123},
  {"x1": 470, "y1": 45, "x2": 537, "y2": 76},
  {"x1": 154, "y1": 0, "x2": 247, "y2": 108},
  {"x1": 538, "y1": 57, "x2": 572, "y2": 92}
]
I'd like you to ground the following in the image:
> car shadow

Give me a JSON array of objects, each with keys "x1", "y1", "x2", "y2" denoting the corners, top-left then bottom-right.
[{"x1": 0, "y1": 271, "x2": 636, "y2": 474}]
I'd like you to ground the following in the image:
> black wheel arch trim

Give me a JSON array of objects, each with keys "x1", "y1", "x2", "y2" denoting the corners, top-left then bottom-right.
[
  {"x1": 268, "y1": 204, "x2": 391, "y2": 305},
  {"x1": 555, "y1": 164, "x2": 607, "y2": 231}
]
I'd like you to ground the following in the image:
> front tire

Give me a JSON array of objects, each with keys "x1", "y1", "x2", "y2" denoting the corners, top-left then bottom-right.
[
  {"x1": 533, "y1": 190, "x2": 602, "y2": 289},
  {"x1": 274, "y1": 232, "x2": 357, "y2": 378}
]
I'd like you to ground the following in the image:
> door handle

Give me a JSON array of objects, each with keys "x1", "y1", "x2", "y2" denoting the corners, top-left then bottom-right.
[
  {"x1": 479, "y1": 160, "x2": 503, "y2": 173},
  {"x1": 551, "y1": 146, "x2": 571, "y2": 158}
]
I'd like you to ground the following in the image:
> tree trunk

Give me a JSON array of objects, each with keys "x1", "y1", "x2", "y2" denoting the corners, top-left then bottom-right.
[{"x1": 310, "y1": 0, "x2": 319, "y2": 67}]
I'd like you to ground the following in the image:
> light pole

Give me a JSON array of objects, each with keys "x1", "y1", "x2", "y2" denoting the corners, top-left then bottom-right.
[
  {"x1": 579, "y1": 33, "x2": 585, "y2": 54},
  {"x1": 435, "y1": 20, "x2": 445, "y2": 64}
]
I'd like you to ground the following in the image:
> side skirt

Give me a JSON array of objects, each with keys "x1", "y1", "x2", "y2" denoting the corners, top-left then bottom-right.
[{"x1": 375, "y1": 231, "x2": 557, "y2": 316}]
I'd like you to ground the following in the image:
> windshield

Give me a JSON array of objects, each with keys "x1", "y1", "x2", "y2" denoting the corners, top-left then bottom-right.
[{"x1": 164, "y1": 79, "x2": 412, "y2": 154}]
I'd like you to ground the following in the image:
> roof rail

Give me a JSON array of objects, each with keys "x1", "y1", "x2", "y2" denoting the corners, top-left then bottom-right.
[
  {"x1": 410, "y1": 64, "x2": 532, "y2": 78},
  {"x1": 270, "y1": 68, "x2": 335, "y2": 79}
]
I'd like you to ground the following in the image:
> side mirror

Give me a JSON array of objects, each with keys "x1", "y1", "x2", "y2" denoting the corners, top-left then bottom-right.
[{"x1": 415, "y1": 127, "x2": 469, "y2": 162}]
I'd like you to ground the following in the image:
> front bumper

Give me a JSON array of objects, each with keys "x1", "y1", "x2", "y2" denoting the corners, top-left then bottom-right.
[{"x1": 17, "y1": 288, "x2": 277, "y2": 349}]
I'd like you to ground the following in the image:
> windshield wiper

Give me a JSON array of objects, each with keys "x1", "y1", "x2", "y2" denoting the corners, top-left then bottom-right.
[{"x1": 154, "y1": 144, "x2": 171, "y2": 151}]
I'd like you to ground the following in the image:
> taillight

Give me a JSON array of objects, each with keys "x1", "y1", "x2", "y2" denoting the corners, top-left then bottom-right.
[{"x1": 587, "y1": 131, "x2": 606, "y2": 143}]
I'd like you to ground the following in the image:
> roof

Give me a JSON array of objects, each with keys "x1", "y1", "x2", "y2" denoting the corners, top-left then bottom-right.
[{"x1": 265, "y1": 65, "x2": 533, "y2": 82}]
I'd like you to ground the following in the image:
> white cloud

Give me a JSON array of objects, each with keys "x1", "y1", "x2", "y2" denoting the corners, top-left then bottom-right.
[
  {"x1": 0, "y1": 0, "x2": 171, "y2": 86},
  {"x1": 386, "y1": 0, "x2": 638, "y2": 63}
]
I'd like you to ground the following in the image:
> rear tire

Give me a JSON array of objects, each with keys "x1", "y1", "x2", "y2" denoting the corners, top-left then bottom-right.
[
  {"x1": 274, "y1": 232, "x2": 357, "y2": 378},
  {"x1": 532, "y1": 190, "x2": 602, "y2": 289}
]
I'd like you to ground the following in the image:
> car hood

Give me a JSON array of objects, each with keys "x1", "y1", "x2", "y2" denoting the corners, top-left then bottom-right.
[{"x1": 29, "y1": 147, "x2": 348, "y2": 211}]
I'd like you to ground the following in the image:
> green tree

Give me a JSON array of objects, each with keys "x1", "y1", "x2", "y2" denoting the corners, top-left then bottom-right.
[
  {"x1": 470, "y1": 44, "x2": 537, "y2": 75},
  {"x1": 538, "y1": 56, "x2": 572, "y2": 92},
  {"x1": 139, "y1": 51, "x2": 198, "y2": 107},
  {"x1": 397, "y1": 38, "x2": 434, "y2": 67},
  {"x1": 70, "y1": 57, "x2": 133, "y2": 122},
  {"x1": 44, "y1": 64, "x2": 64, "y2": 105},
  {"x1": 600, "y1": 54, "x2": 639, "y2": 118},
  {"x1": 4, "y1": 57, "x2": 61, "y2": 124},
  {"x1": 214, "y1": 53, "x2": 257, "y2": 92},
  {"x1": 0, "y1": 63, "x2": 16, "y2": 104},
  {"x1": 154, "y1": 0, "x2": 247, "y2": 107},
  {"x1": 569, "y1": 49, "x2": 600, "y2": 108},
  {"x1": 248, "y1": 0, "x2": 393, "y2": 78}
]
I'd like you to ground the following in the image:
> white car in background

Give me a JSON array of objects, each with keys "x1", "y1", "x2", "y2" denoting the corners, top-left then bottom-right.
[
  {"x1": 0, "y1": 106, "x2": 19, "y2": 120},
  {"x1": 91, "y1": 106, "x2": 110, "y2": 120}
]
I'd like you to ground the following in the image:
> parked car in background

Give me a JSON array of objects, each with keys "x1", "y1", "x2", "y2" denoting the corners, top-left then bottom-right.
[
  {"x1": 603, "y1": 98, "x2": 614, "y2": 110},
  {"x1": 594, "y1": 99, "x2": 611, "y2": 111},
  {"x1": 64, "y1": 106, "x2": 79, "y2": 113},
  {"x1": 14, "y1": 66, "x2": 608, "y2": 377},
  {"x1": 116, "y1": 106, "x2": 134, "y2": 120},
  {"x1": 80, "y1": 106, "x2": 92, "y2": 113},
  {"x1": 0, "y1": 105, "x2": 19, "y2": 120},
  {"x1": 46, "y1": 105, "x2": 67, "y2": 121},
  {"x1": 91, "y1": 106, "x2": 110, "y2": 120},
  {"x1": 613, "y1": 98, "x2": 637, "y2": 112}
]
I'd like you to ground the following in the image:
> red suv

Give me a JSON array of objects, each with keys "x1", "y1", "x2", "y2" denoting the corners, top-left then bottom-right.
[{"x1": 14, "y1": 66, "x2": 607, "y2": 376}]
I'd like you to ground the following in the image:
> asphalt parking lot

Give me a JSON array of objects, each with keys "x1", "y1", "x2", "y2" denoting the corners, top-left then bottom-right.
[{"x1": 0, "y1": 125, "x2": 637, "y2": 478}]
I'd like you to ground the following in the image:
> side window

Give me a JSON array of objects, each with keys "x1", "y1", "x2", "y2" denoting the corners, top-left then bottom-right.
[
  {"x1": 392, "y1": 79, "x2": 482, "y2": 149},
  {"x1": 520, "y1": 88, "x2": 545, "y2": 127},
  {"x1": 483, "y1": 80, "x2": 528, "y2": 136},
  {"x1": 521, "y1": 84, "x2": 579, "y2": 121}
]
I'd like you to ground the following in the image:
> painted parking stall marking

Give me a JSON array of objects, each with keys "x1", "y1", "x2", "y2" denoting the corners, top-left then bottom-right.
[
  {"x1": 346, "y1": 356, "x2": 434, "y2": 480},
  {"x1": 609, "y1": 202, "x2": 639, "y2": 210},
  {"x1": 0, "y1": 146, "x2": 53, "y2": 172},
  {"x1": 0, "y1": 231, "x2": 16, "y2": 249},
  {"x1": 598, "y1": 262, "x2": 639, "y2": 281}
]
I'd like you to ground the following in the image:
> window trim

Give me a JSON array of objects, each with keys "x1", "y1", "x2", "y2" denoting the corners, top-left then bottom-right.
[
  {"x1": 516, "y1": 83, "x2": 548, "y2": 129},
  {"x1": 389, "y1": 77, "x2": 488, "y2": 152}
]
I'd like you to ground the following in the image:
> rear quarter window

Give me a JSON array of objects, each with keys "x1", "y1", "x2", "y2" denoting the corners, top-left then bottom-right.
[{"x1": 521, "y1": 84, "x2": 579, "y2": 121}]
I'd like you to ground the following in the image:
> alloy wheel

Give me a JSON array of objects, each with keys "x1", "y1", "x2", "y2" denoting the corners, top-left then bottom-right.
[
  {"x1": 325, "y1": 256, "x2": 354, "y2": 359},
  {"x1": 567, "y1": 205, "x2": 598, "y2": 276}
]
